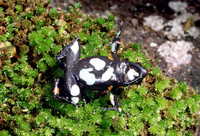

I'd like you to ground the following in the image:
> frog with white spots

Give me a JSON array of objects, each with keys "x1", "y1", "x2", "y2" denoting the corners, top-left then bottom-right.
[{"x1": 53, "y1": 31, "x2": 147, "y2": 111}]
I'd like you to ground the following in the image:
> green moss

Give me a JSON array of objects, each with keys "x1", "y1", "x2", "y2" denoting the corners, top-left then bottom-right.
[
  {"x1": 15, "y1": 5, "x2": 23, "y2": 13},
  {"x1": 0, "y1": 1, "x2": 199, "y2": 136},
  {"x1": 49, "y1": 8, "x2": 59, "y2": 19},
  {"x1": 0, "y1": 130, "x2": 10, "y2": 136},
  {"x1": 155, "y1": 78, "x2": 171, "y2": 92}
]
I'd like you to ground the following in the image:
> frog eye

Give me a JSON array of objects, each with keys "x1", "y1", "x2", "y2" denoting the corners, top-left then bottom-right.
[
  {"x1": 124, "y1": 62, "x2": 147, "y2": 84},
  {"x1": 130, "y1": 63, "x2": 147, "y2": 79},
  {"x1": 127, "y1": 68, "x2": 139, "y2": 80}
]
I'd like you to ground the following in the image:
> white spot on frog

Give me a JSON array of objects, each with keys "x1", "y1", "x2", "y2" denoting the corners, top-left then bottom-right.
[
  {"x1": 119, "y1": 62, "x2": 127, "y2": 73},
  {"x1": 111, "y1": 74, "x2": 117, "y2": 81},
  {"x1": 79, "y1": 68, "x2": 96, "y2": 85},
  {"x1": 127, "y1": 69, "x2": 139, "y2": 80},
  {"x1": 110, "y1": 93, "x2": 115, "y2": 106},
  {"x1": 70, "y1": 40, "x2": 79, "y2": 55},
  {"x1": 71, "y1": 97, "x2": 79, "y2": 104},
  {"x1": 70, "y1": 84, "x2": 80, "y2": 96},
  {"x1": 102, "y1": 67, "x2": 114, "y2": 81},
  {"x1": 89, "y1": 58, "x2": 106, "y2": 71}
]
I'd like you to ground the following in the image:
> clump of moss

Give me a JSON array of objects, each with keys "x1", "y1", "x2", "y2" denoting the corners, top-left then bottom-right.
[{"x1": 0, "y1": 1, "x2": 200, "y2": 136}]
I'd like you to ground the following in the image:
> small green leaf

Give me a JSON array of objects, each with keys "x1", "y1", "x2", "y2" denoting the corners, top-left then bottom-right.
[
  {"x1": 149, "y1": 123, "x2": 166, "y2": 136},
  {"x1": 49, "y1": 8, "x2": 58, "y2": 19},
  {"x1": 138, "y1": 86, "x2": 148, "y2": 96},
  {"x1": 155, "y1": 79, "x2": 170, "y2": 92},
  {"x1": 37, "y1": 59, "x2": 47, "y2": 72},
  {"x1": 166, "y1": 129, "x2": 181, "y2": 136},
  {"x1": 156, "y1": 97, "x2": 168, "y2": 110},
  {"x1": 132, "y1": 43, "x2": 141, "y2": 51},
  {"x1": 0, "y1": 130, "x2": 10, "y2": 136},
  {"x1": 170, "y1": 87, "x2": 183, "y2": 100},
  {"x1": 151, "y1": 67, "x2": 162, "y2": 76},
  {"x1": 15, "y1": 5, "x2": 23, "y2": 12},
  {"x1": 73, "y1": 2, "x2": 81, "y2": 9},
  {"x1": 112, "y1": 117, "x2": 126, "y2": 131},
  {"x1": 96, "y1": 17, "x2": 105, "y2": 25},
  {"x1": 186, "y1": 97, "x2": 200, "y2": 113},
  {"x1": 36, "y1": 6, "x2": 45, "y2": 15}
]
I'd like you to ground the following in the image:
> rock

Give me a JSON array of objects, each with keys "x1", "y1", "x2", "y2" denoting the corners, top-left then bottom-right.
[
  {"x1": 143, "y1": 15, "x2": 164, "y2": 31},
  {"x1": 187, "y1": 26, "x2": 200, "y2": 39},
  {"x1": 158, "y1": 40, "x2": 194, "y2": 71},
  {"x1": 168, "y1": 1, "x2": 188, "y2": 13},
  {"x1": 150, "y1": 42, "x2": 158, "y2": 47}
]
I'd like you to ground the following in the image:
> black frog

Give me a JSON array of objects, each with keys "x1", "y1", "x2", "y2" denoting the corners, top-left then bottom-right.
[{"x1": 53, "y1": 31, "x2": 147, "y2": 111}]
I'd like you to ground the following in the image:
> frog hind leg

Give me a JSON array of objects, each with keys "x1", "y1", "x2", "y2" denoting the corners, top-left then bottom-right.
[{"x1": 110, "y1": 31, "x2": 121, "y2": 60}]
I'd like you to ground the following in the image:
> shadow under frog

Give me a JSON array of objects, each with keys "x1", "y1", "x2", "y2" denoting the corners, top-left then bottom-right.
[{"x1": 53, "y1": 31, "x2": 147, "y2": 111}]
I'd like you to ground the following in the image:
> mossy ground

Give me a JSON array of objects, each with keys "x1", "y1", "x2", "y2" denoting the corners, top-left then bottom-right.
[{"x1": 0, "y1": 1, "x2": 200, "y2": 136}]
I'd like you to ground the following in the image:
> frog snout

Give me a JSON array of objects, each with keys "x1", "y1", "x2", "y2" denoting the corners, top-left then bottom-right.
[
  {"x1": 140, "y1": 67, "x2": 147, "y2": 78},
  {"x1": 133, "y1": 63, "x2": 147, "y2": 78}
]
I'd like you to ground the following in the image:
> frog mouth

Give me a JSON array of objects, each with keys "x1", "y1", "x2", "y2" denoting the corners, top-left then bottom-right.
[{"x1": 123, "y1": 77, "x2": 143, "y2": 85}]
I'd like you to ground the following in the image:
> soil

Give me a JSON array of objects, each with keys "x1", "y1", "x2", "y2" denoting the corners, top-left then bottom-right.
[{"x1": 51, "y1": 0, "x2": 200, "y2": 92}]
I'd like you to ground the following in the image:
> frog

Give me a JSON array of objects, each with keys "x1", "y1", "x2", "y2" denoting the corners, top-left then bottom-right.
[{"x1": 53, "y1": 31, "x2": 147, "y2": 111}]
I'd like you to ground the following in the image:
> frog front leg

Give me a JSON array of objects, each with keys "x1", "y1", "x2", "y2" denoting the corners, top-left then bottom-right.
[
  {"x1": 102, "y1": 87, "x2": 122, "y2": 112},
  {"x1": 109, "y1": 93, "x2": 122, "y2": 112},
  {"x1": 103, "y1": 93, "x2": 121, "y2": 112},
  {"x1": 109, "y1": 87, "x2": 123, "y2": 112},
  {"x1": 53, "y1": 75, "x2": 82, "y2": 105},
  {"x1": 53, "y1": 78, "x2": 71, "y2": 103}
]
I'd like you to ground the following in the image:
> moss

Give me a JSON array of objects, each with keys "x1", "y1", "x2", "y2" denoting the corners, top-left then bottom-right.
[
  {"x1": 0, "y1": 1, "x2": 199, "y2": 136},
  {"x1": 0, "y1": 130, "x2": 10, "y2": 136}
]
